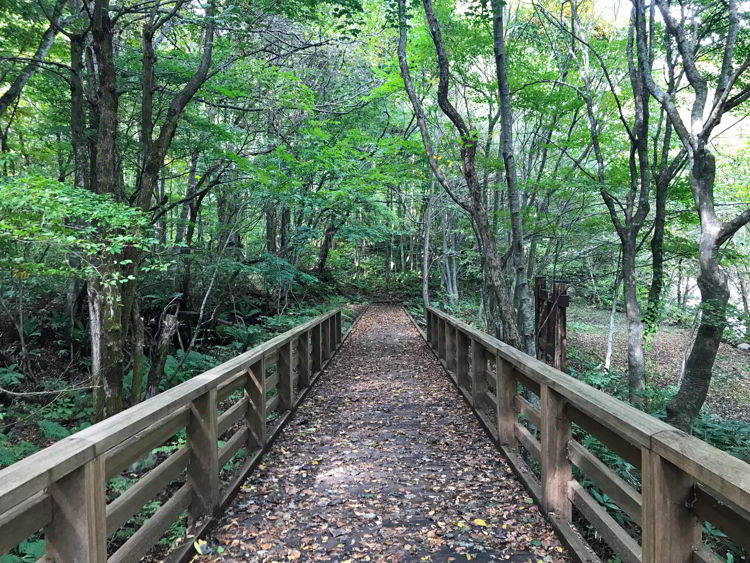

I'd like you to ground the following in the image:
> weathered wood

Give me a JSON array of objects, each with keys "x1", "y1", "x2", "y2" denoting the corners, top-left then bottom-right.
[
  {"x1": 425, "y1": 310, "x2": 432, "y2": 345},
  {"x1": 45, "y1": 456, "x2": 107, "y2": 563},
  {"x1": 264, "y1": 371, "x2": 279, "y2": 392},
  {"x1": 568, "y1": 440, "x2": 642, "y2": 525},
  {"x1": 322, "y1": 318, "x2": 331, "y2": 360},
  {"x1": 566, "y1": 404, "x2": 641, "y2": 467},
  {"x1": 515, "y1": 393, "x2": 541, "y2": 428},
  {"x1": 108, "y1": 483, "x2": 191, "y2": 563},
  {"x1": 471, "y1": 339, "x2": 487, "y2": 409},
  {"x1": 311, "y1": 323, "x2": 322, "y2": 373},
  {"x1": 106, "y1": 446, "x2": 190, "y2": 536},
  {"x1": 218, "y1": 427, "x2": 249, "y2": 468},
  {"x1": 541, "y1": 385, "x2": 572, "y2": 521},
  {"x1": 514, "y1": 421, "x2": 541, "y2": 462},
  {"x1": 334, "y1": 311, "x2": 342, "y2": 346},
  {"x1": 278, "y1": 340, "x2": 294, "y2": 411},
  {"x1": 0, "y1": 491, "x2": 50, "y2": 554},
  {"x1": 456, "y1": 329, "x2": 470, "y2": 391},
  {"x1": 445, "y1": 324, "x2": 456, "y2": 373},
  {"x1": 692, "y1": 485, "x2": 750, "y2": 551},
  {"x1": 266, "y1": 394, "x2": 280, "y2": 414},
  {"x1": 246, "y1": 361, "x2": 266, "y2": 450},
  {"x1": 692, "y1": 548, "x2": 724, "y2": 563},
  {"x1": 652, "y1": 428, "x2": 750, "y2": 515},
  {"x1": 496, "y1": 357, "x2": 516, "y2": 445},
  {"x1": 438, "y1": 318, "x2": 446, "y2": 360},
  {"x1": 218, "y1": 396, "x2": 249, "y2": 436},
  {"x1": 298, "y1": 331, "x2": 310, "y2": 387},
  {"x1": 568, "y1": 480, "x2": 640, "y2": 563},
  {"x1": 187, "y1": 389, "x2": 219, "y2": 520},
  {"x1": 104, "y1": 406, "x2": 189, "y2": 479},
  {"x1": 641, "y1": 447, "x2": 701, "y2": 563},
  {"x1": 216, "y1": 371, "x2": 247, "y2": 403}
]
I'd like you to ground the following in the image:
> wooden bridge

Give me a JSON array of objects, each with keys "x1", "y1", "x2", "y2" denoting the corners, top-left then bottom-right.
[{"x1": 0, "y1": 306, "x2": 748, "y2": 562}]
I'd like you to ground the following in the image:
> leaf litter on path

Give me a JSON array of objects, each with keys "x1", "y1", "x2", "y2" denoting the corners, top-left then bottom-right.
[{"x1": 200, "y1": 305, "x2": 568, "y2": 562}]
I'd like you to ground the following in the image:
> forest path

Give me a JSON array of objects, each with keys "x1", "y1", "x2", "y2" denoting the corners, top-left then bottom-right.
[{"x1": 206, "y1": 306, "x2": 567, "y2": 562}]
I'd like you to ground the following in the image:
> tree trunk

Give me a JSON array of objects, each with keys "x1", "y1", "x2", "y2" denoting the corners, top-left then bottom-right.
[
  {"x1": 666, "y1": 150, "x2": 731, "y2": 430},
  {"x1": 622, "y1": 241, "x2": 646, "y2": 403},
  {"x1": 422, "y1": 181, "x2": 435, "y2": 308}
]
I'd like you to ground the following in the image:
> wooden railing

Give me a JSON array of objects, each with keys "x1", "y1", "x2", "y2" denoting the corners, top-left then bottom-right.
[
  {"x1": 425, "y1": 307, "x2": 750, "y2": 563},
  {"x1": 0, "y1": 309, "x2": 343, "y2": 563}
]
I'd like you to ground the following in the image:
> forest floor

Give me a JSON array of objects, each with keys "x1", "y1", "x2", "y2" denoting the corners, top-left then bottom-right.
[
  {"x1": 568, "y1": 305, "x2": 750, "y2": 422},
  {"x1": 204, "y1": 305, "x2": 567, "y2": 562}
]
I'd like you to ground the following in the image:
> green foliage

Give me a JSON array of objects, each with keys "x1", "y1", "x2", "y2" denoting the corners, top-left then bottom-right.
[{"x1": 36, "y1": 420, "x2": 71, "y2": 441}]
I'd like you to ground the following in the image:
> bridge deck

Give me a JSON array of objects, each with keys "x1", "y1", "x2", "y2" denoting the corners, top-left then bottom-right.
[{"x1": 206, "y1": 306, "x2": 567, "y2": 562}]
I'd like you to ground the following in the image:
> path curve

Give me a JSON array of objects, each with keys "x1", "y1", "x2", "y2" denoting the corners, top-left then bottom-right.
[{"x1": 207, "y1": 305, "x2": 567, "y2": 562}]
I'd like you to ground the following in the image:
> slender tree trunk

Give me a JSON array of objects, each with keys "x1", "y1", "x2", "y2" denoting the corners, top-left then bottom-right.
[
  {"x1": 422, "y1": 181, "x2": 435, "y2": 308},
  {"x1": 622, "y1": 241, "x2": 646, "y2": 402},
  {"x1": 491, "y1": 0, "x2": 534, "y2": 356}
]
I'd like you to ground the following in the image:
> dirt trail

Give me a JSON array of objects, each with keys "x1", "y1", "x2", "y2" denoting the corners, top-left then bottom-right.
[{"x1": 207, "y1": 305, "x2": 566, "y2": 562}]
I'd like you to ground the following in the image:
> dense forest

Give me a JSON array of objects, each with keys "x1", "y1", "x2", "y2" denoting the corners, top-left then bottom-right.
[{"x1": 1, "y1": 0, "x2": 750, "y2": 531}]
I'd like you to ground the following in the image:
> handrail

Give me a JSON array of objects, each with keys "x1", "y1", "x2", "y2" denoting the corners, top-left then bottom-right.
[
  {"x1": 0, "y1": 308, "x2": 343, "y2": 562},
  {"x1": 424, "y1": 307, "x2": 750, "y2": 563}
]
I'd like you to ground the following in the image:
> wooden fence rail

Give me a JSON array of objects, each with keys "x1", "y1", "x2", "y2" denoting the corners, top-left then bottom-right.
[
  {"x1": 0, "y1": 309, "x2": 343, "y2": 562},
  {"x1": 425, "y1": 307, "x2": 750, "y2": 563}
]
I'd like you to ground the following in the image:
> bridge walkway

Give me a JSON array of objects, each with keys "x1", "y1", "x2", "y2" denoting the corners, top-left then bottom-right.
[{"x1": 206, "y1": 306, "x2": 566, "y2": 562}]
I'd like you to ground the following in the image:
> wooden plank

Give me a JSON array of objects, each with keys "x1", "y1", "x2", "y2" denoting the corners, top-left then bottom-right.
[
  {"x1": 456, "y1": 329, "x2": 470, "y2": 391},
  {"x1": 298, "y1": 331, "x2": 310, "y2": 388},
  {"x1": 264, "y1": 371, "x2": 279, "y2": 392},
  {"x1": 641, "y1": 447, "x2": 701, "y2": 563},
  {"x1": 446, "y1": 324, "x2": 456, "y2": 373},
  {"x1": 266, "y1": 394, "x2": 279, "y2": 414},
  {"x1": 425, "y1": 310, "x2": 432, "y2": 344},
  {"x1": 692, "y1": 548, "x2": 724, "y2": 563},
  {"x1": 496, "y1": 356, "x2": 516, "y2": 445},
  {"x1": 426, "y1": 307, "x2": 674, "y2": 450},
  {"x1": 218, "y1": 397, "x2": 249, "y2": 437},
  {"x1": 106, "y1": 447, "x2": 190, "y2": 536},
  {"x1": 0, "y1": 491, "x2": 50, "y2": 555},
  {"x1": 108, "y1": 483, "x2": 191, "y2": 563},
  {"x1": 471, "y1": 339, "x2": 487, "y2": 409},
  {"x1": 45, "y1": 456, "x2": 107, "y2": 563},
  {"x1": 216, "y1": 371, "x2": 247, "y2": 403},
  {"x1": 515, "y1": 394, "x2": 541, "y2": 428},
  {"x1": 569, "y1": 480, "x2": 641, "y2": 563},
  {"x1": 278, "y1": 340, "x2": 293, "y2": 411},
  {"x1": 541, "y1": 385, "x2": 572, "y2": 521},
  {"x1": 311, "y1": 323, "x2": 322, "y2": 374},
  {"x1": 652, "y1": 428, "x2": 750, "y2": 515},
  {"x1": 692, "y1": 485, "x2": 750, "y2": 551},
  {"x1": 568, "y1": 440, "x2": 642, "y2": 525},
  {"x1": 514, "y1": 421, "x2": 541, "y2": 462},
  {"x1": 105, "y1": 406, "x2": 189, "y2": 479},
  {"x1": 322, "y1": 317, "x2": 331, "y2": 360},
  {"x1": 219, "y1": 427, "x2": 249, "y2": 468},
  {"x1": 246, "y1": 361, "x2": 266, "y2": 449},
  {"x1": 566, "y1": 404, "x2": 641, "y2": 468},
  {"x1": 438, "y1": 319, "x2": 446, "y2": 360},
  {"x1": 264, "y1": 350, "x2": 279, "y2": 366},
  {"x1": 187, "y1": 389, "x2": 219, "y2": 520}
]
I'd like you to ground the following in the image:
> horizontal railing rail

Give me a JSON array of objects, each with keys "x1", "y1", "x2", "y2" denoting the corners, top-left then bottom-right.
[
  {"x1": 425, "y1": 307, "x2": 750, "y2": 563},
  {"x1": 0, "y1": 309, "x2": 343, "y2": 562}
]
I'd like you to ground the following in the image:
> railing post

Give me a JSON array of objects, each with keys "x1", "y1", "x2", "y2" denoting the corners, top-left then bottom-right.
[
  {"x1": 641, "y1": 448, "x2": 700, "y2": 563},
  {"x1": 335, "y1": 310, "x2": 342, "y2": 345},
  {"x1": 311, "y1": 323, "x2": 322, "y2": 373},
  {"x1": 298, "y1": 331, "x2": 310, "y2": 388},
  {"x1": 446, "y1": 323, "x2": 455, "y2": 373},
  {"x1": 187, "y1": 388, "x2": 219, "y2": 520},
  {"x1": 456, "y1": 330, "x2": 470, "y2": 391},
  {"x1": 495, "y1": 355, "x2": 515, "y2": 445},
  {"x1": 322, "y1": 317, "x2": 331, "y2": 360},
  {"x1": 426, "y1": 309, "x2": 432, "y2": 344},
  {"x1": 279, "y1": 340, "x2": 294, "y2": 410},
  {"x1": 45, "y1": 456, "x2": 107, "y2": 562},
  {"x1": 329, "y1": 314, "x2": 337, "y2": 352},
  {"x1": 541, "y1": 384, "x2": 572, "y2": 521},
  {"x1": 471, "y1": 339, "x2": 487, "y2": 407},
  {"x1": 438, "y1": 318, "x2": 446, "y2": 360},
  {"x1": 246, "y1": 359, "x2": 266, "y2": 450}
]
